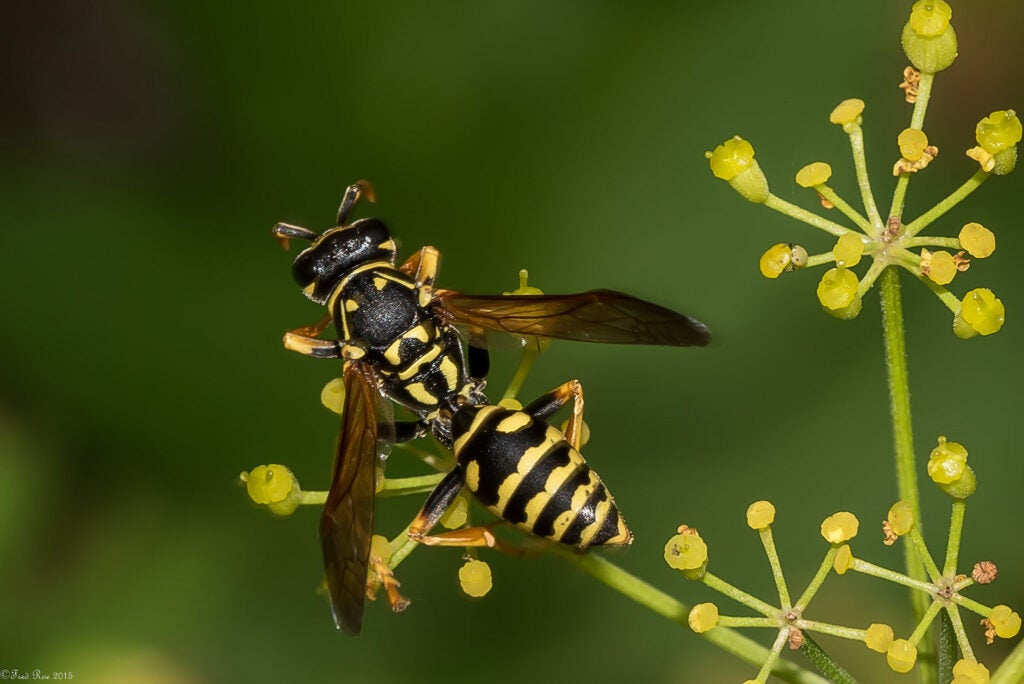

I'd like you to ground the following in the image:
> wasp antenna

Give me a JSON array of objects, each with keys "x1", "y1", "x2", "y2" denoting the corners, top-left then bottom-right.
[
  {"x1": 272, "y1": 222, "x2": 319, "y2": 250},
  {"x1": 337, "y1": 180, "x2": 377, "y2": 225}
]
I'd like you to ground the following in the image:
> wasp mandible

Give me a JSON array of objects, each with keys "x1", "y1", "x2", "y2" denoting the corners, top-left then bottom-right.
[{"x1": 272, "y1": 181, "x2": 710, "y2": 635}]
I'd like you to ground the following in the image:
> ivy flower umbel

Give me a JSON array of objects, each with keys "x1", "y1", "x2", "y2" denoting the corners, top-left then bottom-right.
[{"x1": 708, "y1": 1, "x2": 1015, "y2": 339}]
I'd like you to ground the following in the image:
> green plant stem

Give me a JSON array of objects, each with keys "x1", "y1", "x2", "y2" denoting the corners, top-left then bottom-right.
[
  {"x1": 764, "y1": 194, "x2": 852, "y2": 237},
  {"x1": 759, "y1": 527, "x2": 792, "y2": 608},
  {"x1": 902, "y1": 236, "x2": 961, "y2": 249},
  {"x1": 796, "y1": 620, "x2": 865, "y2": 641},
  {"x1": 502, "y1": 342, "x2": 540, "y2": 402},
  {"x1": 562, "y1": 553, "x2": 829, "y2": 684},
  {"x1": 949, "y1": 594, "x2": 990, "y2": 617},
  {"x1": 943, "y1": 499, "x2": 967, "y2": 576},
  {"x1": 816, "y1": 184, "x2": 873, "y2": 233},
  {"x1": 889, "y1": 71, "x2": 934, "y2": 221},
  {"x1": 938, "y1": 611, "x2": 956, "y2": 684},
  {"x1": 907, "y1": 526, "x2": 942, "y2": 581},
  {"x1": 703, "y1": 571, "x2": 780, "y2": 617},
  {"x1": 909, "y1": 600, "x2": 944, "y2": 644},
  {"x1": 850, "y1": 558, "x2": 934, "y2": 594},
  {"x1": 944, "y1": 605, "x2": 975, "y2": 662},
  {"x1": 378, "y1": 472, "x2": 447, "y2": 497},
  {"x1": 847, "y1": 123, "x2": 884, "y2": 231},
  {"x1": 795, "y1": 548, "x2": 837, "y2": 610},
  {"x1": 878, "y1": 266, "x2": 936, "y2": 683}
]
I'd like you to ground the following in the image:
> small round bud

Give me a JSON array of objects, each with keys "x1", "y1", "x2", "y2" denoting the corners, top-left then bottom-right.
[
  {"x1": 887, "y1": 639, "x2": 918, "y2": 673},
  {"x1": 959, "y1": 223, "x2": 995, "y2": 258},
  {"x1": 439, "y1": 493, "x2": 469, "y2": 529},
  {"x1": 952, "y1": 659, "x2": 990, "y2": 684},
  {"x1": 759, "y1": 244, "x2": 792, "y2": 279},
  {"x1": 321, "y1": 377, "x2": 346, "y2": 415},
  {"x1": 922, "y1": 249, "x2": 957, "y2": 285},
  {"x1": 688, "y1": 603, "x2": 720, "y2": 633},
  {"x1": 976, "y1": 110, "x2": 1021, "y2": 175},
  {"x1": 898, "y1": 128, "x2": 930, "y2": 162},
  {"x1": 664, "y1": 531, "x2": 708, "y2": 575},
  {"x1": 458, "y1": 559, "x2": 493, "y2": 598},
  {"x1": 833, "y1": 233, "x2": 865, "y2": 268},
  {"x1": 707, "y1": 136, "x2": 770, "y2": 203},
  {"x1": 865, "y1": 623, "x2": 895, "y2": 653},
  {"x1": 954, "y1": 288, "x2": 1005, "y2": 337},
  {"x1": 927, "y1": 436, "x2": 967, "y2": 484},
  {"x1": 887, "y1": 501, "x2": 915, "y2": 536},
  {"x1": 833, "y1": 544, "x2": 854, "y2": 575},
  {"x1": 821, "y1": 512, "x2": 860, "y2": 544},
  {"x1": 796, "y1": 162, "x2": 832, "y2": 188},
  {"x1": 902, "y1": 0, "x2": 957, "y2": 73},
  {"x1": 746, "y1": 500, "x2": 776, "y2": 530},
  {"x1": 990, "y1": 605, "x2": 1022, "y2": 639},
  {"x1": 940, "y1": 465, "x2": 977, "y2": 499},
  {"x1": 817, "y1": 267, "x2": 860, "y2": 311},
  {"x1": 242, "y1": 464, "x2": 302, "y2": 516},
  {"x1": 830, "y1": 98, "x2": 865, "y2": 126}
]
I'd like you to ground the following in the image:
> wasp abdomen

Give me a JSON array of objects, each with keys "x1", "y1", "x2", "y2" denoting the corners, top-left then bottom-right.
[{"x1": 451, "y1": 405, "x2": 632, "y2": 548}]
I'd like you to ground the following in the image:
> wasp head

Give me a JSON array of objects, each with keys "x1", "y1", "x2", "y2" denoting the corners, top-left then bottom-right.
[{"x1": 274, "y1": 218, "x2": 398, "y2": 304}]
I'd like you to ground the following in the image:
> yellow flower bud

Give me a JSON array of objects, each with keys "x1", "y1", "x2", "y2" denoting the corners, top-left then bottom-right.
[
  {"x1": 830, "y1": 98, "x2": 865, "y2": 126},
  {"x1": 795, "y1": 162, "x2": 832, "y2": 188},
  {"x1": 321, "y1": 377, "x2": 346, "y2": 415},
  {"x1": 746, "y1": 500, "x2": 776, "y2": 530},
  {"x1": 959, "y1": 223, "x2": 995, "y2": 258},
  {"x1": 887, "y1": 639, "x2": 918, "y2": 673},
  {"x1": 242, "y1": 464, "x2": 302, "y2": 516},
  {"x1": 898, "y1": 128, "x2": 930, "y2": 162},
  {"x1": 902, "y1": 0, "x2": 957, "y2": 73},
  {"x1": 927, "y1": 436, "x2": 967, "y2": 484},
  {"x1": 833, "y1": 544, "x2": 854, "y2": 575},
  {"x1": 439, "y1": 493, "x2": 469, "y2": 529},
  {"x1": 887, "y1": 501, "x2": 915, "y2": 536},
  {"x1": 865, "y1": 623, "x2": 895, "y2": 653},
  {"x1": 833, "y1": 233, "x2": 864, "y2": 268},
  {"x1": 954, "y1": 288, "x2": 1004, "y2": 337},
  {"x1": 759, "y1": 244, "x2": 792, "y2": 279},
  {"x1": 458, "y1": 559, "x2": 493, "y2": 598},
  {"x1": 817, "y1": 267, "x2": 860, "y2": 311},
  {"x1": 664, "y1": 531, "x2": 708, "y2": 574},
  {"x1": 990, "y1": 605, "x2": 1022, "y2": 639},
  {"x1": 821, "y1": 512, "x2": 859, "y2": 544},
  {"x1": 975, "y1": 110, "x2": 1021, "y2": 175},
  {"x1": 922, "y1": 249, "x2": 957, "y2": 285},
  {"x1": 707, "y1": 136, "x2": 770, "y2": 203},
  {"x1": 688, "y1": 603, "x2": 720, "y2": 633},
  {"x1": 952, "y1": 659, "x2": 990, "y2": 683}
]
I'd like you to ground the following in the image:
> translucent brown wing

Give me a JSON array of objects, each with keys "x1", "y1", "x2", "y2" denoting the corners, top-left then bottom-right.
[
  {"x1": 434, "y1": 289, "x2": 712, "y2": 347},
  {"x1": 319, "y1": 363, "x2": 379, "y2": 636}
]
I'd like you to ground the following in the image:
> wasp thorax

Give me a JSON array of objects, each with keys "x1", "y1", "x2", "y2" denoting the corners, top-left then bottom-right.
[{"x1": 292, "y1": 218, "x2": 397, "y2": 303}]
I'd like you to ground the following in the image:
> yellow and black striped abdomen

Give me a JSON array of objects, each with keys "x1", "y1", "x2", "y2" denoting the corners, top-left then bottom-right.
[{"x1": 451, "y1": 405, "x2": 631, "y2": 548}]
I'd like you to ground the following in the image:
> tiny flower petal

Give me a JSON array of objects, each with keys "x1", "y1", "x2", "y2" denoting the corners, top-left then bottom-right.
[
  {"x1": 833, "y1": 544, "x2": 854, "y2": 575},
  {"x1": 746, "y1": 500, "x2": 776, "y2": 530},
  {"x1": 902, "y1": 0, "x2": 958, "y2": 73},
  {"x1": 821, "y1": 512, "x2": 859, "y2": 544},
  {"x1": 865, "y1": 623, "x2": 895, "y2": 653},
  {"x1": 887, "y1": 501, "x2": 915, "y2": 536},
  {"x1": 952, "y1": 659, "x2": 990, "y2": 684},
  {"x1": 927, "y1": 436, "x2": 967, "y2": 484},
  {"x1": 244, "y1": 464, "x2": 295, "y2": 504},
  {"x1": 817, "y1": 267, "x2": 860, "y2": 311},
  {"x1": 887, "y1": 639, "x2": 918, "y2": 673},
  {"x1": 957, "y1": 288, "x2": 1005, "y2": 337},
  {"x1": 990, "y1": 605, "x2": 1022, "y2": 639},
  {"x1": 707, "y1": 137, "x2": 770, "y2": 203},
  {"x1": 664, "y1": 531, "x2": 708, "y2": 572},
  {"x1": 898, "y1": 128, "x2": 930, "y2": 162},
  {"x1": 459, "y1": 559, "x2": 493, "y2": 598},
  {"x1": 796, "y1": 162, "x2": 832, "y2": 188},
  {"x1": 830, "y1": 98, "x2": 865, "y2": 126},
  {"x1": 976, "y1": 110, "x2": 1023, "y2": 155},
  {"x1": 321, "y1": 377, "x2": 346, "y2": 415},
  {"x1": 922, "y1": 249, "x2": 957, "y2": 285},
  {"x1": 759, "y1": 244, "x2": 792, "y2": 279},
  {"x1": 688, "y1": 603, "x2": 720, "y2": 633},
  {"x1": 833, "y1": 233, "x2": 864, "y2": 268},
  {"x1": 959, "y1": 223, "x2": 995, "y2": 258}
]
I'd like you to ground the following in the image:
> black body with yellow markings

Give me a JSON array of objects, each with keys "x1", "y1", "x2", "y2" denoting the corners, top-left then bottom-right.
[
  {"x1": 452, "y1": 404, "x2": 630, "y2": 547},
  {"x1": 272, "y1": 181, "x2": 709, "y2": 635}
]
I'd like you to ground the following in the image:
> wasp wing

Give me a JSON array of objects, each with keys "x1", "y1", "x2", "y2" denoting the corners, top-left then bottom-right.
[
  {"x1": 434, "y1": 289, "x2": 711, "y2": 347},
  {"x1": 319, "y1": 363, "x2": 379, "y2": 636}
]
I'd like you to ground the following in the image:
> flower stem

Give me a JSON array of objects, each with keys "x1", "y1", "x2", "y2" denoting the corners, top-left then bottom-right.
[
  {"x1": 561, "y1": 552, "x2": 828, "y2": 684},
  {"x1": 943, "y1": 499, "x2": 967, "y2": 576},
  {"x1": 903, "y1": 169, "x2": 990, "y2": 238},
  {"x1": 878, "y1": 266, "x2": 936, "y2": 682},
  {"x1": 764, "y1": 194, "x2": 853, "y2": 237},
  {"x1": 992, "y1": 638, "x2": 1024, "y2": 684},
  {"x1": 847, "y1": 123, "x2": 884, "y2": 231}
]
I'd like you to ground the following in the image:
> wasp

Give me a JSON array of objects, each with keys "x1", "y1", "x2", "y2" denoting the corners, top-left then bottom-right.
[{"x1": 272, "y1": 181, "x2": 710, "y2": 635}]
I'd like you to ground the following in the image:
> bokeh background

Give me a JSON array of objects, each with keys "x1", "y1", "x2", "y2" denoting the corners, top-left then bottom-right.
[{"x1": 2, "y1": 1, "x2": 1022, "y2": 682}]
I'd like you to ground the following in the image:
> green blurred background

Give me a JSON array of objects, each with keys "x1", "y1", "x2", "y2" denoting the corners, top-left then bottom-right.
[{"x1": 2, "y1": 2, "x2": 1021, "y2": 682}]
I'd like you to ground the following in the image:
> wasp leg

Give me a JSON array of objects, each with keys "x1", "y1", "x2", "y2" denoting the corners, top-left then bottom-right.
[
  {"x1": 406, "y1": 471, "x2": 523, "y2": 553},
  {"x1": 282, "y1": 314, "x2": 342, "y2": 359},
  {"x1": 523, "y1": 380, "x2": 585, "y2": 451},
  {"x1": 367, "y1": 548, "x2": 410, "y2": 614},
  {"x1": 336, "y1": 179, "x2": 376, "y2": 226}
]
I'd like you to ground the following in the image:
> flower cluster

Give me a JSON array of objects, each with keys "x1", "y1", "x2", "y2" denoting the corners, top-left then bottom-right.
[
  {"x1": 707, "y1": 0, "x2": 1017, "y2": 337},
  {"x1": 666, "y1": 442, "x2": 1019, "y2": 681}
]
